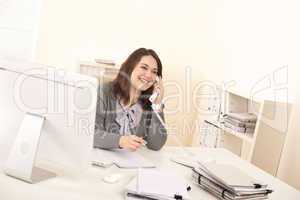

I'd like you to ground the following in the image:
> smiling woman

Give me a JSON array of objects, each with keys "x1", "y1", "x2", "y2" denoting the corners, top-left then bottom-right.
[{"x1": 93, "y1": 48, "x2": 167, "y2": 151}]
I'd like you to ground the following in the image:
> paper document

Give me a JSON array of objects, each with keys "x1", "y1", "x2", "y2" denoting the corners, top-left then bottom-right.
[
  {"x1": 92, "y1": 148, "x2": 155, "y2": 168},
  {"x1": 139, "y1": 170, "x2": 189, "y2": 199},
  {"x1": 126, "y1": 169, "x2": 189, "y2": 200}
]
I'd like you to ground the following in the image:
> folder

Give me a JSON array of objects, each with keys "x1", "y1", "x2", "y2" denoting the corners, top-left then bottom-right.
[
  {"x1": 192, "y1": 162, "x2": 272, "y2": 200},
  {"x1": 197, "y1": 162, "x2": 267, "y2": 191}
]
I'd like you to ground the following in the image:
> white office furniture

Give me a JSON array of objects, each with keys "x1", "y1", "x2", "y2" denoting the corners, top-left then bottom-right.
[
  {"x1": 0, "y1": 147, "x2": 299, "y2": 200},
  {"x1": 191, "y1": 84, "x2": 221, "y2": 148},
  {"x1": 0, "y1": 62, "x2": 98, "y2": 183},
  {"x1": 220, "y1": 90, "x2": 292, "y2": 176},
  {"x1": 196, "y1": 89, "x2": 262, "y2": 160},
  {"x1": 194, "y1": 87, "x2": 292, "y2": 177},
  {"x1": 251, "y1": 100, "x2": 292, "y2": 176},
  {"x1": 79, "y1": 61, "x2": 119, "y2": 81}
]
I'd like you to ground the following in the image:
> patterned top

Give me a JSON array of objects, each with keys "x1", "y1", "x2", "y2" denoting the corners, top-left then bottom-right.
[{"x1": 115, "y1": 100, "x2": 143, "y2": 135}]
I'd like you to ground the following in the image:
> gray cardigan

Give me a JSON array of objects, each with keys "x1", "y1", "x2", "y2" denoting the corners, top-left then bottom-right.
[{"x1": 93, "y1": 82, "x2": 167, "y2": 151}]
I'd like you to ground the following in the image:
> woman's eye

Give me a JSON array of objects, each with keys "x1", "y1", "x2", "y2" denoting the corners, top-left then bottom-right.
[
  {"x1": 152, "y1": 71, "x2": 158, "y2": 75},
  {"x1": 141, "y1": 66, "x2": 147, "y2": 70}
]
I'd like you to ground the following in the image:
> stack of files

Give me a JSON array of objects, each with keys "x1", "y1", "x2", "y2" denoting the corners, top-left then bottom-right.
[
  {"x1": 125, "y1": 169, "x2": 190, "y2": 200},
  {"x1": 191, "y1": 161, "x2": 273, "y2": 200},
  {"x1": 224, "y1": 112, "x2": 257, "y2": 134}
]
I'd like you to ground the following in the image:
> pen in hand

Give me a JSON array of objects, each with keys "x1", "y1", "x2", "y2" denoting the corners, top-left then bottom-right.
[
  {"x1": 120, "y1": 135, "x2": 146, "y2": 151},
  {"x1": 134, "y1": 135, "x2": 147, "y2": 146},
  {"x1": 141, "y1": 138, "x2": 147, "y2": 146}
]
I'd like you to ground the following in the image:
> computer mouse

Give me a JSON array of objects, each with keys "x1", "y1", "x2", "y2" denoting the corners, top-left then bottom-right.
[{"x1": 102, "y1": 173, "x2": 122, "y2": 184}]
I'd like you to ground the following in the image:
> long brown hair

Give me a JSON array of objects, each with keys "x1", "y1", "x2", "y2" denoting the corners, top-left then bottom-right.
[{"x1": 112, "y1": 48, "x2": 162, "y2": 110}]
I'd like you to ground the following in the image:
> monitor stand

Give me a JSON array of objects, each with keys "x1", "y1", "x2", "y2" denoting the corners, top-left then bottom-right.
[{"x1": 4, "y1": 113, "x2": 56, "y2": 183}]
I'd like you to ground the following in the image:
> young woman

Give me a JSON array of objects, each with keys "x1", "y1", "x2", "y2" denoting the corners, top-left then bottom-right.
[{"x1": 93, "y1": 48, "x2": 167, "y2": 151}]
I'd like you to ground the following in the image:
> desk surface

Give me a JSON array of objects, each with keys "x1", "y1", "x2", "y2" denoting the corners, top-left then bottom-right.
[{"x1": 1, "y1": 147, "x2": 299, "y2": 200}]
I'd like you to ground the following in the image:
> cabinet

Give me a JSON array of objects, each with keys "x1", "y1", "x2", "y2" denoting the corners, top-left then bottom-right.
[
  {"x1": 194, "y1": 88, "x2": 292, "y2": 176},
  {"x1": 219, "y1": 90, "x2": 260, "y2": 161},
  {"x1": 79, "y1": 61, "x2": 119, "y2": 81}
]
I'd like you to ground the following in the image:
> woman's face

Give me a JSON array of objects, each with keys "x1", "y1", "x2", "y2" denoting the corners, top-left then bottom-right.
[{"x1": 130, "y1": 55, "x2": 158, "y2": 91}]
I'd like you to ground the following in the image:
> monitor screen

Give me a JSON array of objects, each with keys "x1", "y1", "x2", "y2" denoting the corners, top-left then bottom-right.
[{"x1": 0, "y1": 59, "x2": 98, "y2": 182}]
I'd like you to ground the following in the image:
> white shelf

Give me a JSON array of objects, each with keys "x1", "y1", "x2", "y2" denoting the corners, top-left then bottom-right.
[
  {"x1": 79, "y1": 61, "x2": 120, "y2": 70},
  {"x1": 205, "y1": 120, "x2": 254, "y2": 143},
  {"x1": 221, "y1": 124, "x2": 254, "y2": 143},
  {"x1": 226, "y1": 86, "x2": 292, "y2": 104},
  {"x1": 197, "y1": 86, "x2": 293, "y2": 175},
  {"x1": 79, "y1": 61, "x2": 120, "y2": 80}
]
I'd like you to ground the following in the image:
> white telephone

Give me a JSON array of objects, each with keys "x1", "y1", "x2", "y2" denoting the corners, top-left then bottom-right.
[{"x1": 149, "y1": 76, "x2": 160, "y2": 103}]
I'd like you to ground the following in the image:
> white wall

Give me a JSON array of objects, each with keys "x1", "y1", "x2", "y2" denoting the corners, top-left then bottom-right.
[
  {"x1": 0, "y1": 0, "x2": 41, "y2": 60},
  {"x1": 202, "y1": 0, "x2": 300, "y2": 97},
  {"x1": 36, "y1": 0, "x2": 300, "y2": 189},
  {"x1": 36, "y1": 0, "x2": 219, "y2": 145},
  {"x1": 200, "y1": 0, "x2": 300, "y2": 189}
]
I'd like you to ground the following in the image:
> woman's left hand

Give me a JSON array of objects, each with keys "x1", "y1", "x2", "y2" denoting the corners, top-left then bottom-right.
[{"x1": 153, "y1": 77, "x2": 164, "y2": 104}]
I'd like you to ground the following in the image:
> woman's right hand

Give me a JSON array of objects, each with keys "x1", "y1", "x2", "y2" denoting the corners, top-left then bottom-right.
[{"x1": 119, "y1": 135, "x2": 145, "y2": 151}]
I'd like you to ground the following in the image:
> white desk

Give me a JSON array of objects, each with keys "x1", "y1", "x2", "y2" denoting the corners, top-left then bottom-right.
[{"x1": 1, "y1": 147, "x2": 299, "y2": 200}]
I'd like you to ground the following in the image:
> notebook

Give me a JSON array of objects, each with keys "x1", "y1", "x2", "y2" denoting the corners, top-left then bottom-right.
[{"x1": 126, "y1": 169, "x2": 190, "y2": 200}]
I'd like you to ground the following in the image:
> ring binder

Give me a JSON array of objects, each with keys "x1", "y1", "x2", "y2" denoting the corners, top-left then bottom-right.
[
  {"x1": 186, "y1": 186, "x2": 191, "y2": 191},
  {"x1": 174, "y1": 194, "x2": 183, "y2": 200},
  {"x1": 253, "y1": 183, "x2": 262, "y2": 189},
  {"x1": 198, "y1": 174, "x2": 202, "y2": 184},
  {"x1": 192, "y1": 162, "x2": 273, "y2": 200},
  {"x1": 266, "y1": 189, "x2": 273, "y2": 194},
  {"x1": 221, "y1": 189, "x2": 227, "y2": 198}
]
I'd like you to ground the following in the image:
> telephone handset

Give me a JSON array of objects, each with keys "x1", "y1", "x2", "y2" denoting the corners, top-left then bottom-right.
[
  {"x1": 149, "y1": 76, "x2": 160, "y2": 103},
  {"x1": 148, "y1": 76, "x2": 166, "y2": 128}
]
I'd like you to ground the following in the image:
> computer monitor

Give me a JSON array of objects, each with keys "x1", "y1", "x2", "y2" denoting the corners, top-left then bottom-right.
[{"x1": 0, "y1": 59, "x2": 98, "y2": 183}]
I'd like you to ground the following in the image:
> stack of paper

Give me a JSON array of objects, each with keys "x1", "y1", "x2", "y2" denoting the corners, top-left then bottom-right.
[
  {"x1": 125, "y1": 169, "x2": 190, "y2": 200},
  {"x1": 192, "y1": 162, "x2": 273, "y2": 200},
  {"x1": 224, "y1": 113, "x2": 257, "y2": 134}
]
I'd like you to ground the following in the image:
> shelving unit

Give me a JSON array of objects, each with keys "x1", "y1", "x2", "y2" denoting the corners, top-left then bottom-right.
[
  {"x1": 205, "y1": 120, "x2": 254, "y2": 143},
  {"x1": 218, "y1": 90, "x2": 262, "y2": 161},
  {"x1": 194, "y1": 88, "x2": 293, "y2": 176},
  {"x1": 79, "y1": 61, "x2": 119, "y2": 81}
]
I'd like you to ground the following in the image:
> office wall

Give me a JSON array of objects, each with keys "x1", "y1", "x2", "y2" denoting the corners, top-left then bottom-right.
[
  {"x1": 36, "y1": 0, "x2": 300, "y2": 189},
  {"x1": 0, "y1": 0, "x2": 41, "y2": 60},
  {"x1": 195, "y1": 4, "x2": 300, "y2": 190},
  {"x1": 36, "y1": 0, "x2": 223, "y2": 146},
  {"x1": 195, "y1": 0, "x2": 300, "y2": 190}
]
